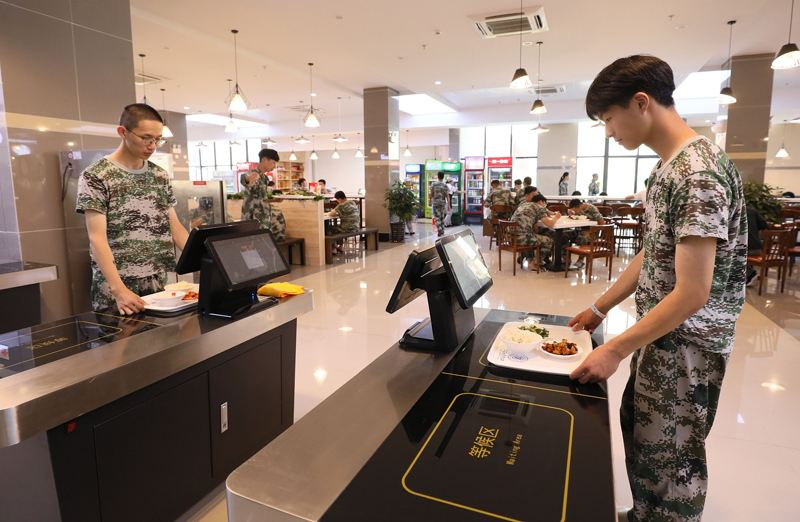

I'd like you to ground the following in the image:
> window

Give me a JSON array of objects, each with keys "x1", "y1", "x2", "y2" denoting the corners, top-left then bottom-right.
[
  {"x1": 636, "y1": 157, "x2": 660, "y2": 192},
  {"x1": 576, "y1": 157, "x2": 605, "y2": 194},
  {"x1": 606, "y1": 157, "x2": 637, "y2": 196}
]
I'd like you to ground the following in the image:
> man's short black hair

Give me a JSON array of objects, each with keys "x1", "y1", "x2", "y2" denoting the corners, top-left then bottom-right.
[
  {"x1": 569, "y1": 198, "x2": 582, "y2": 209},
  {"x1": 599, "y1": 191, "x2": 608, "y2": 196},
  {"x1": 523, "y1": 186, "x2": 536, "y2": 195},
  {"x1": 267, "y1": 180, "x2": 275, "y2": 187},
  {"x1": 572, "y1": 190, "x2": 582, "y2": 196},
  {"x1": 437, "y1": 171, "x2": 445, "y2": 180},
  {"x1": 531, "y1": 186, "x2": 538, "y2": 192},
  {"x1": 490, "y1": 179, "x2": 500, "y2": 187},
  {"x1": 523, "y1": 176, "x2": 532, "y2": 185},
  {"x1": 119, "y1": 103, "x2": 163, "y2": 130},
  {"x1": 334, "y1": 190, "x2": 346, "y2": 200},
  {"x1": 531, "y1": 194, "x2": 547, "y2": 204},
  {"x1": 586, "y1": 55, "x2": 676, "y2": 119},
  {"x1": 514, "y1": 179, "x2": 522, "y2": 185},
  {"x1": 259, "y1": 148, "x2": 280, "y2": 162},
  {"x1": 298, "y1": 178, "x2": 306, "y2": 185},
  {"x1": 318, "y1": 179, "x2": 326, "y2": 184}
]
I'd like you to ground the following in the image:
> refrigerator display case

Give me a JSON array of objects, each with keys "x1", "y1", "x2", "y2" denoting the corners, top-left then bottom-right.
[
  {"x1": 171, "y1": 180, "x2": 226, "y2": 230},
  {"x1": 487, "y1": 157, "x2": 513, "y2": 191},
  {"x1": 404, "y1": 164, "x2": 423, "y2": 217},
  {"x1": 463, "y1": 156, "x2": 485, "y2": 225},
  {"x1": 422, "y1": 161, "x2": 462, "y2": 225}
]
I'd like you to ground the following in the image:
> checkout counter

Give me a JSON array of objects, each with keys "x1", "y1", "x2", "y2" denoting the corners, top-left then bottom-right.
[
  {"x1": 0, "y1": 224, "x2": 312, "y2": 522},
  {"x1": 227, "y1": 230, "x2": 615, "y2": 521}
]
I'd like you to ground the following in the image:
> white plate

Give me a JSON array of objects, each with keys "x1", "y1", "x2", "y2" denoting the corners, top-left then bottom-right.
[
  {"x1": 143, "y1": 284, "x2": 199, "y2": 312},
  {"x1": 486, "y1": 321, "x2": 592, "y2": 376}
]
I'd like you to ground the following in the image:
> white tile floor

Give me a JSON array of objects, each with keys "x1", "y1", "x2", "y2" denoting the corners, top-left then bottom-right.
[{"x1": 180, "y1": 223, "x2": 800, "y2": 522}]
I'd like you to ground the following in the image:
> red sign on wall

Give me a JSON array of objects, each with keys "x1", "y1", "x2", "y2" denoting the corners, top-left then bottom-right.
[{"x1": 487, "y1": 157, "x2": 513, "y2": 167}]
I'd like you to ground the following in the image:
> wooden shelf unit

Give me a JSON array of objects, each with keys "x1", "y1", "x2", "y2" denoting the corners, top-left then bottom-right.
[{"x1": 274, "y1": 161, "x2": 304, "y2": 191}]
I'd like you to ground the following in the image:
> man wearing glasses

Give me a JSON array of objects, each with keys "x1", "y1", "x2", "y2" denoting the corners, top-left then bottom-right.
[{"x1": 76, "y1": 103, "x2": 189, "y2": 315}]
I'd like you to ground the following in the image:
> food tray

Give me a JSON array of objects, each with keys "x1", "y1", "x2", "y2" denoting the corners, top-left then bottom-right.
[
  {"x1": 143, "y1": 284, "x2": 199, "y2": 315},
  {"x1": 486, "y1": 321, "x2": 593, "y2": 376}
]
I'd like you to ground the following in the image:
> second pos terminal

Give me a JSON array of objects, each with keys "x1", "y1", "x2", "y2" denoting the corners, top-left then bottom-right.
[
  {"x1": 386, "y1": 229, "x2": 492, "y2": 352},
  {"x1": 176, "y1": 221, "x2": 290, "y2": 319}
]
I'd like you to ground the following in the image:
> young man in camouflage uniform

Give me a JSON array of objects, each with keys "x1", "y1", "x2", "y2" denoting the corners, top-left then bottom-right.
[
  {"x1": 483, "y1": 179, "x2": 515, "y2": 220},
  {"x1": 76, "y1": 103, "x2": 189, "y2": 315},
  {"x1": 567, "y1": 198, "x2": 606, "y2": 248},
  {"x1": 509, "y1": 187, "x2": 558, "y2": 265},
  {"x1": 327, "y1": 191, "x2": 360, "y2": 234},
  {"x1": 242, "y1": 148, "x2": 286, "y2": 241},
  {"x1": 513, "y1": 179, "x2": 524, "y2": 205},
  {"x1": 429, "y1": 171, "x2": 450, "y2": 237},
  {"x1": 568, "y1": 55, "x2": 747, "y2": 522}
]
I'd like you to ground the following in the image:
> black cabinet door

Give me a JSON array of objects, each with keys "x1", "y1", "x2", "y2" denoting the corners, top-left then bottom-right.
[
  {"x1": 93, "y1": 374, "x2": 213, "y2": 522},
  {"x1": 209, "y1": 335, "x2": 284, "y2": 479}
]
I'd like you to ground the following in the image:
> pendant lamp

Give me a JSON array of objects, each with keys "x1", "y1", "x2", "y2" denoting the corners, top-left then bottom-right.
[
  {"x1": 776, "y1": 121, "x2": 791, "y2": 158},
  {"x1": 264, "y1": 137, "x2": 276, "y2": 147},
  {"x1": 224, "y1": 113, "x2": 237, "y2": 133},
  {"x1": 228, "y1": 29, "x2": 248, "y2": 112},
  {"x1": 331, "y1": 148, "x2": 340, "y2": 159},
  {"x1": 509, "y1": 0, "x2": 532, "y2": 88},
  {"x1": 403, "y1": 129, "x2": 413, "y2": 157},
  {"x1": 529, "y1": 42, "x2": 547, "y2": 114},
  {"x1": 332, "y1": 97, "x2": 348, "y2": 142},
  {"x1": 719, "y1": 21, "x2": 737, "y2": 105},
  {"x1": 138, "y1": 53, "x2": 148, "y2": 104},
  {"x1": 304, "y1": 63, "x2": 321, "y2": 127},
  {"x1": 159, "y1": 88, "x2": 173, "y2": 138},
  {"x1": 773, "y1": 0, "x2": 800, "y2": 69},
  {"x1": 289, "y1": 150, "x2": 298, "y2": 161}
]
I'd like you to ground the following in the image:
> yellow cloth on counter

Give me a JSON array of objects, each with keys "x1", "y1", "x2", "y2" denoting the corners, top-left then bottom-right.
[{"x1": 257, "y1": 282, "x2": 305, "y2": 298}]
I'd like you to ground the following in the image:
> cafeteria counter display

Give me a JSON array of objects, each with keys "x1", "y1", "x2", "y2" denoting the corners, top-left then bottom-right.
[
  {"x1": 0, "y1": 291, "x2": 313, "y2": 522},
  {"x1": 227, "y1": 308, "x2": 614, "y2": 522}
]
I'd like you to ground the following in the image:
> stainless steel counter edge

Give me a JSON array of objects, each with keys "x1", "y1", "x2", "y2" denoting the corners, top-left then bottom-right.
[
  {"x1": 225, "y1": 336, "x2": 458, "y2": 522},
  {"x1": 0, "y1": 291, "x2": 314, "y2": 448},
  {"x1": 0, "y1": 264, "x2": 58, "y2": 291}
]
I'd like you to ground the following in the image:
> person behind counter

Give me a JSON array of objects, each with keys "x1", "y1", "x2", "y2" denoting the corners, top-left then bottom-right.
[
  {"x1": 558, "y1": 172, "x2": 570, "y2": 195},
  {"x1": 76, "y1": 103, "x2": 189, "y2": 315},
  {"x1": 242, "y1": 148, "x2": 286, "y2": 241},
  {"x1": 568, "y1": 54, "x2": 746, "y2": 522},
  {"x1": 317, "y1": 179, "x2": 332, "y2": 194},
  {"x1": 296, "y1": 178, "x2": 308, "y2": 192}
]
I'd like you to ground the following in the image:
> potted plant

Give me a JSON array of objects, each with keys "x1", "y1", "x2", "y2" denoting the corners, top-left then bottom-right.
[
  {"x1": 743, "y1": 181, "x2": 783, "y2": 225},
  {"x1": 384, "y1": 181, "x2": 420, "y2": 242}
]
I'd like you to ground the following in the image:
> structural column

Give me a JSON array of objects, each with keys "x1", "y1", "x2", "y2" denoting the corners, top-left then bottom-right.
[
  {"x1": 724, "y1": 53, "x2": 774, "y2": 184},
  {"x1": 363, "y1": 87, "x2": 400, "y2": 240}
]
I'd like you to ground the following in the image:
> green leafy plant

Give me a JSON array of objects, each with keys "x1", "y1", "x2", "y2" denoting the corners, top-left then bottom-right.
[
  {"x1": 227, "y1": 192, "x2": 244, "y2": 200},
  {"x1": 384, "y1": 181, "x2": 420, "y2": 223},
  {"x1": 743, "y1": 181, "x2": 783, "y2": 225}
]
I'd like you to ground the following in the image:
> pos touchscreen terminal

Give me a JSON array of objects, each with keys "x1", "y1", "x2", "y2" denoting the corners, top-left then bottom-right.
[{"x1": 386, "y1": 229, "x2": 492, "y2": 351}]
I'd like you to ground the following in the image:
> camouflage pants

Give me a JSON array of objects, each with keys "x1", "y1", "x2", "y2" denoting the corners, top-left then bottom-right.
[
  {"x1": 432, "y1": 203, "x2": 446, "y2": 235},
  {"x1": 91, "y1": 271, "x2": 166, "y2": 312},
  {"x1": 516, "y1": 233, "x2": 553, "y2": 259},
  {"x1": 267, "y1": 208, "x2": 286, "y2": 241},
  {"x1": 621, "y1": 342, "x2": 728, "y2": 522}
]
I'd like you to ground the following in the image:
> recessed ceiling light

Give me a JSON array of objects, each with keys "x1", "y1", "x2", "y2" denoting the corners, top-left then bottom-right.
[
  {"x1": 183, "y1": 106, "x2": 190, "y2": 110},
  {"x1": 434, "y1": 80, "x2": 442, "y2": 85},
  {"x1": 761, "y1": 382, "x2": 786, "y2": 392},
  {"x1": 338, "y1": 326, "x2": 353, "y2": 332},
  {"x1": 522, "y1": 41, "x2": 534, "y2": 46},
  {"x1": 311, "y1": 92, "x2": 317, "y2": 97}
]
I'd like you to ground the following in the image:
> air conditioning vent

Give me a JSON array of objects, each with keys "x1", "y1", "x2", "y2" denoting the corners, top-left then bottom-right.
[
  {"x1": 134, "y1": 73, "x2": 164, "y2": 85},
  {"x1": 472, "y1": 7, "x2": 548, "y2": 39},
  {"x1": 534, "y1": 84, "x2": 567, "y2": 96}
]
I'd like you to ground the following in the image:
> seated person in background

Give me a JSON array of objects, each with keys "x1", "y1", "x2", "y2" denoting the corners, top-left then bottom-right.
[
  {"x1": 599, "y1": 191, "x2": 608, "y2": 196},
  {"x1": 513, "y1": 179, "x2": 524, "y2": 205},
  {"x1": 531, "y1": 194, "x2": 561, "y2": 236},
  {"x1": 782, "y1": 191, "x2": 795, "y2": 198},
  {"x1": 318, "y1": 179, "x2": 332, "y2": 194},
  {"x1": 572, "y1": 190, "x2": 582, "y2": 196},
  {"x1": 510, "y1": 188, "x2": 559, "y2": 265},
  {"x1": 327, "y1": 190, "x2": 361, "y2": 234},
  {"x1": 483, "y1": 179, "x2": 515, "y2": 219},
  {"x1": 567, "y1": 198, "x2": 606, "y2": 247},
  {"x1": 295, "y1": 177, "x2": 308, "y2": 192}
]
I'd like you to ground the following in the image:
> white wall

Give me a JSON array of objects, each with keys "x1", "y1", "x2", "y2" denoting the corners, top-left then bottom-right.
[
  {"x1": 536, "y1": 123, "x2": 578, "y2": 195},
  {"x1": 765, "y1": 122, "x2": 800, "y2": 194},
  {"x1": 306, "y1": 151, "x2": 364, "y2": 195}
]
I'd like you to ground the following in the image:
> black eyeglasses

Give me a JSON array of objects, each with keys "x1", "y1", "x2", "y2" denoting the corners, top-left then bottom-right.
[{"x1": 126, "y1": 129, "x2": 166, "y2": 147}]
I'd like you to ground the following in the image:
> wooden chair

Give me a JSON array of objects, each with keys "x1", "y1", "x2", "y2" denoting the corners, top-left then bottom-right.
[
  {"x1": 614, "y1": 207, "x2": 643, "y2": 255},
  {"x1": 780, "y1": 207, "x2": 800, "y2": 223},
  {"x1": 497, "y1": 220, "x2": 541, "y2": 276},
  {"x1": 547, "y1": 203, "x2": 568, "y2": 214},
  {"x1": 488, "y1": 205, "x2": 513, "y2": 250},
  {"x1": 609, "y1": 203, "x2": 632, "y2": 215},
  {"x1": 596, "y1": 205, "x2": 614, "y2": 217},
  {"x1": 746, "y1": 229, "x2": 792, "y2": 295},
  {"x1": 564, "y1": 224, "x2": 614, "y2": 283}
]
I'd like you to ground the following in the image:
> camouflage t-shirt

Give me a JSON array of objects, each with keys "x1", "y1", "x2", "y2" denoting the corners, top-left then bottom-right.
[
  {"x1": 429, "y1": 181, "x2": 449, "y2": 205},
  {"x1": 484, "y1": 188, "x2": 515, "y2": 208},
  {"x1": 637, "y1": 136, "x2": 747, "y2": 353},
  {"x1": 242, "y1": 168, "x2": 270, "y2": 220},
  {"x1": 76, "y1": 157, "x2": 176, "y2": 278},
  {"x1": 579, "y1": 203, "x2": 603, "y2": 223},
  {"x1": 332, "y1": 200, "x2": 360, "y2": 233}
]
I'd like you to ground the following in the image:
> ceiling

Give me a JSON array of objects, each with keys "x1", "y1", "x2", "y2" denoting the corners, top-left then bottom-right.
[{"x1": 130, "y1": 0, "x2": 800, "y2": 141}]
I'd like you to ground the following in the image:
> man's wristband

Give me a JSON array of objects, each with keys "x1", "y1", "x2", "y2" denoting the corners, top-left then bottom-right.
[{"x1": 590, "y1": 304, "x2": 607, "y2": 319}]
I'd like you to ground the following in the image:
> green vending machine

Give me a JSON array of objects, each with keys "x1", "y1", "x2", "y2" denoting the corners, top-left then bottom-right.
[{"x1": 422, "y1": 160, "x2": 463, "y2": 225}]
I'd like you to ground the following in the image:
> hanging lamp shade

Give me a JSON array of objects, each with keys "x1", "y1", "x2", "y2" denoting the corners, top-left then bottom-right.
[
  {"x1": 304, "y1": 107, "x2": 320, "y2": 128},
  {"x1": 294, "y1": 135, "x2": 310, "y2": 144},
  {"x1": 531, "y1": 123, "x2": 549, "y2": 134},
  {"x1": 776, "y1": 144, "x2": 790, "y2": 158},
  {"x1": 510, "y1": 68, "x2": 532, "y2": 89},
  {"x1": 264, "y1": 137, "x2": 276, "y2": 147},
  {"x1": 228, "y1": 92, "x2": 247, "y2": 112},
  {"x1": 289, "y1": 151, "x2": 298, "y2": 161},
  {"x1": 162, "y1": 124, "x2": 174, "y2": 138},
  {"x1": 227, "y1": 30, "x2": 249, "y2": 112},
  {"x1": 404, "y1": 146, "x2": 412, "y2": 157},
  {"x1": 331, "y1": 148, "x2": 340, "y2": 159},
  {"x1": 530, "y1": 98, "x2": 547, "y2": 115},
  {"x1": 718, "y1": 86, "x2": 737, "y2": 105},
  {"x1": 332, "y1": 133, "x2": 348, "y2": 143},
  {"x1": 355, "y1": 148, "x2": 364, "y2": 158},
  {"x1": 772, "y1": 42, "x2": 800, "y2": 69},
  {"x1": 310, "y1": 150, "x2": 319, "y2": 160}
]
